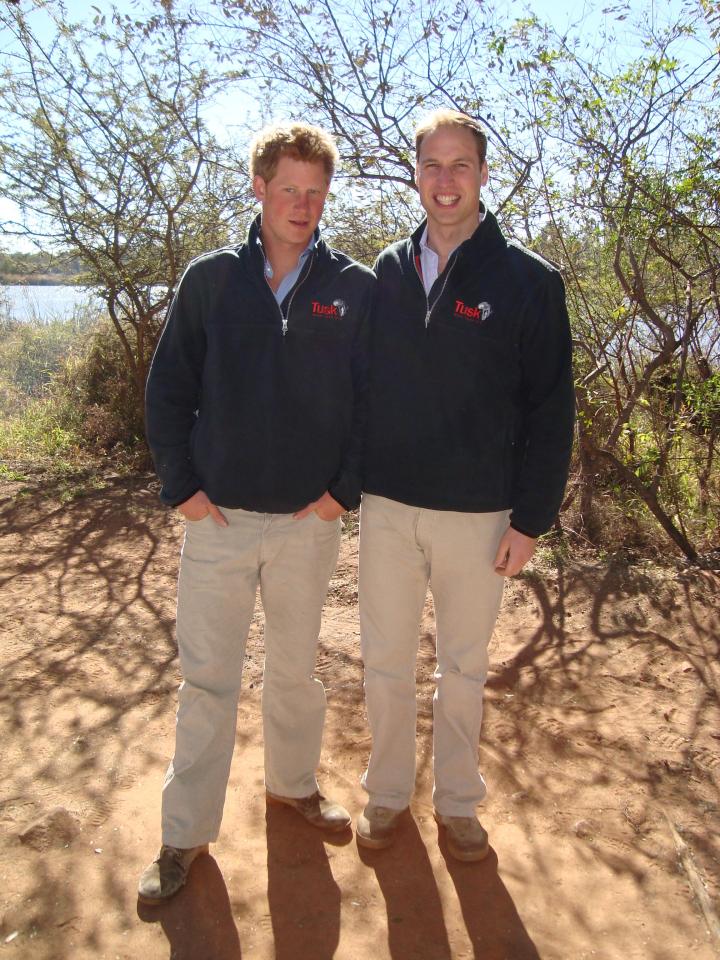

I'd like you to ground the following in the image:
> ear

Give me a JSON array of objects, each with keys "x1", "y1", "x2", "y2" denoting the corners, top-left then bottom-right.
[
  {"x1": 253, "y1": 174, "x2": 266, "y2": 203},
  {"x1": 480, "y1": 161, "x2": 489, "y2": 187}
]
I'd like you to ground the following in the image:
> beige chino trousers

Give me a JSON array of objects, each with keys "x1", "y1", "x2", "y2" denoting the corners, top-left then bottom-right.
[
  {"x1": 161, "y1": 507, "x2": 341, "y2": 849},
  {"x1": 359, "y1": 494, "x2": 508, "y2": 817}
]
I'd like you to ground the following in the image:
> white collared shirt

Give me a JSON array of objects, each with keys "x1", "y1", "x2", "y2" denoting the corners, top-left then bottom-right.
[{"x1": 418, "y1": 210, "x2": 486, "y2": 295}]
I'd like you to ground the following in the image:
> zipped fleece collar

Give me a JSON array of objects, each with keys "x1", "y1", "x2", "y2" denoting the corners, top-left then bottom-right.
[
  {"x1": 242, "y1": 213, "x2": 336, "y2": 298},
  {"x1": 407, "y1": 204, "x2": 506, "y2": 277}
]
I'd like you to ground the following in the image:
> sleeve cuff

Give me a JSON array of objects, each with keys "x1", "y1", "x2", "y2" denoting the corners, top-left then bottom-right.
[
  {"x1": 509, "y1": 520, "x2": 540, "y2": 539},
  {"x1": 328, "y1": 480, "x2": 358, "y2": 512}
]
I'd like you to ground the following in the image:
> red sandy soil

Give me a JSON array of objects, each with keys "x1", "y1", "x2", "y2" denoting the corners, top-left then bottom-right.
[{"x1": 0, "y1": 473, "x2": 718, "y2": 960}]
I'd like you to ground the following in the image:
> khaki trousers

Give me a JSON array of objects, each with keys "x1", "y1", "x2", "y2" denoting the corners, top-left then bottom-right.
[
  {"x1": 161, "y1": 508, "x2": 341, "y2": 848},
  {"x1": 359, "y1": 494, "x2": 508, "y2": 817}
]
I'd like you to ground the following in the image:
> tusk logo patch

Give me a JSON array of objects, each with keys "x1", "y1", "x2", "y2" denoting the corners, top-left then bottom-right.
[
  {"x1": 311, "y1": 299, "x2": 347, "y2": 317},
  {"x1": 454, "y1": 299, "x2": 493, "y2": 324}
]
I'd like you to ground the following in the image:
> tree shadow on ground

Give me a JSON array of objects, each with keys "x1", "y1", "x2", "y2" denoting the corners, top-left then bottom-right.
[
  {"x1": 1, "y1": 477, "x2": 196, "y2": 959},
  {"x1": 0, "y1": 477, "x2": 185, "y2": 824},
  {"x1": 479, "y1": 560, "x2": 720, "y2": 951}
]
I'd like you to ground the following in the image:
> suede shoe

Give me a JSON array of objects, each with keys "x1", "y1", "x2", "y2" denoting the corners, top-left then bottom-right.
[
  {"x1": 434, "y1": 812, "x2": 489, "y2": 862},
  {"x1": 356, "y1": 804, "x2": 407, "y2": 849},
  {"x1": 137, "y1": 844, "x2": 209, "y2": 904},
  {"x1": 266, "y1": 790, "x2": 351, "y2": 832}
]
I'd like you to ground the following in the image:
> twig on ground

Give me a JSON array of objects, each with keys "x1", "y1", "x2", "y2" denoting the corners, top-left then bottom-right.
[{"x1": 663, "y1": 810, "x2": 720, "y2": 951}]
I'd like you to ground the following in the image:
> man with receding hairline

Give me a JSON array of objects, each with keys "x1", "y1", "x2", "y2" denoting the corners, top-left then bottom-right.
[
  {"x1": 357, "y1": 109, "x2": 574, "y2": 860},
  {"x1": 140, "y1": 121, "x2": 374, "y2": 902}
]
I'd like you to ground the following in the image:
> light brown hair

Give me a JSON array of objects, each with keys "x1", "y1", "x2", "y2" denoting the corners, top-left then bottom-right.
[
  {"x1": 249, "y1": 122, "x2": 340, "y2": 183},
  {"x1": 415, "y1": 109, "x2": 488, "y2": 165}
]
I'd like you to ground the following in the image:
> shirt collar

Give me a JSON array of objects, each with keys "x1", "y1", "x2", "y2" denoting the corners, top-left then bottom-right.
[
  {"x1": 419, "y1": 208, "x2": 486, "y2": 257},
  {"x1": 257, "y1": 233, "x2": 317, "y2": 280}
]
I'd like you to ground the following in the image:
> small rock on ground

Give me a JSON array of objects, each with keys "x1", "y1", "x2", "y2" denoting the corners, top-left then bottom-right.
[{"x1": 18, "y1": 806, "x2": 81, "y2": 850}]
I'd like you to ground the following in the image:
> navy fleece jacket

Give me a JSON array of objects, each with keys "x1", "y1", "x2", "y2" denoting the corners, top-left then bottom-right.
[
  {"x1": 363, "y1": 209, "x2": 575, "y2": 537},
  {"x1": 146, "y1": 216, "x2": 374, "y2": 513}
]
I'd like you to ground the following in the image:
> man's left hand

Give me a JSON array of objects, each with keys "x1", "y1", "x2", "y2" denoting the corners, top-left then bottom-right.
[
  {"x1": 294, "y1": 491, "x2": 345, "y2": 522},
  {"x1": 494, "y1": 526, "x2": 537, "y2": 577}
]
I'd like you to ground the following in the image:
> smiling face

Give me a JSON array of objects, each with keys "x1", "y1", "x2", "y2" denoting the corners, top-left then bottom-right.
[
  {"x1": 253, "y1": 155, "x2": 330, "y2": 257},
  {"x1": 415, "y1": 124, "x2": 488, "y2": 240}
]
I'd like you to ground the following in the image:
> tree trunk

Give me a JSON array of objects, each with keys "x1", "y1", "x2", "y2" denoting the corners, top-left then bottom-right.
[{"x1": 594, "y1": 448, "x2": 698, "y2": 562}]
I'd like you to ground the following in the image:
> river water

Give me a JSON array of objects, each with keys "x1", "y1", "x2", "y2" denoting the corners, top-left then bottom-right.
[{"x1": 0, "y1": 285, "x2": 103, "y2": 323}]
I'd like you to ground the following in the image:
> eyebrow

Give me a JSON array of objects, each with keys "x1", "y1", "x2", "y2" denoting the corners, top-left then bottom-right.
[
  {"x1": 274, "y1": 177, "x2": 328, "y2": 188},
  {"x1": 419, "y1": 154, "x2": 474, "y2": 165}
]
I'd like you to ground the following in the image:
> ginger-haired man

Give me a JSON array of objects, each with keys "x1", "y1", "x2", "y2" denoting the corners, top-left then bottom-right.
[
  {"x1": 357, "y1": 109, "x2": 574, "y2": 860},
  {"x1": 140, "y1": 122, "x2": 373, "y2": 902}
]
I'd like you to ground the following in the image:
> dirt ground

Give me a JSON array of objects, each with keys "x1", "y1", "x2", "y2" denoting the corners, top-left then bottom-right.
[{"x1": 0, "y1": 472, "x2": 719, "y2": 960}]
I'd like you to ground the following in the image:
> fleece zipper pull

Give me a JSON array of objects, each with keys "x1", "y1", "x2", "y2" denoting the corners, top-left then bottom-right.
[
  {"x1": 414, "y1": 251, "x2": 456, "y2": 328},
  {"x1": 279, "y1": 249, "x2": 315, "y2": 337}
]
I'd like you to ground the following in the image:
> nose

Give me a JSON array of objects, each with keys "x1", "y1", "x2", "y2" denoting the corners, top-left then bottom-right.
[{"x1": 294, "y1": 192, "x2": 311, "y2": 211}]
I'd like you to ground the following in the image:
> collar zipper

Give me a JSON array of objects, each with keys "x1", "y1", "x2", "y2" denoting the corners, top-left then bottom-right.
[
  {"x1": 264, "y1": 249, "x2": 316, "y2": 336},
  {"x1": 414, "y1": 250, "x2": 456, "y2": 328}
]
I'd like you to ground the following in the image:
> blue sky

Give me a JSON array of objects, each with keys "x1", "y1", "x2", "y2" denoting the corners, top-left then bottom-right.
[{"x1": 12, "y1": 0, "x2": 687, "y2": 30}]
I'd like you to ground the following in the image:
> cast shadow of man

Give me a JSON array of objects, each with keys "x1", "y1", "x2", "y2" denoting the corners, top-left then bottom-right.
[
  {"x1": 137, "y1": 852, "x2": 242, "y2": 959},
  {"x1": 265, "y1": 803, "x2": 351, "y2": 960},
  {"x1": 357, "y1": 811, "x2": 451, "y2": 959},
  {"x1": 437, "y1": 826, "x2": 541, "y2": 960},
  {"x1": 358, "y1": 812, "x2": 541, "y2": 960}
]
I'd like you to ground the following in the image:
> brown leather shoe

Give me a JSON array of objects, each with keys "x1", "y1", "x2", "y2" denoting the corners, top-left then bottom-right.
[
  {"x1": 356, "y1": 804, "x2": 407, "y2": 849},
  {"x1": 266, "y1": 790, "x2": 351, "y2": 832},
  {"x1": 434, "y1": 812, "x2": 489, "y2": 861},
  {"x1": 137, "y1": 844, "x2": 209, "y2": 904}
]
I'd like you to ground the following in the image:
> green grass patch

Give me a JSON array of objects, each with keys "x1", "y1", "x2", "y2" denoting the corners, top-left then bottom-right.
[
  {"x1": 0, "y1": 395, "x2": 85, "y2": 461},
  {"x1": 0, "y1": 463, "x2": 30, "y2": 482}
]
